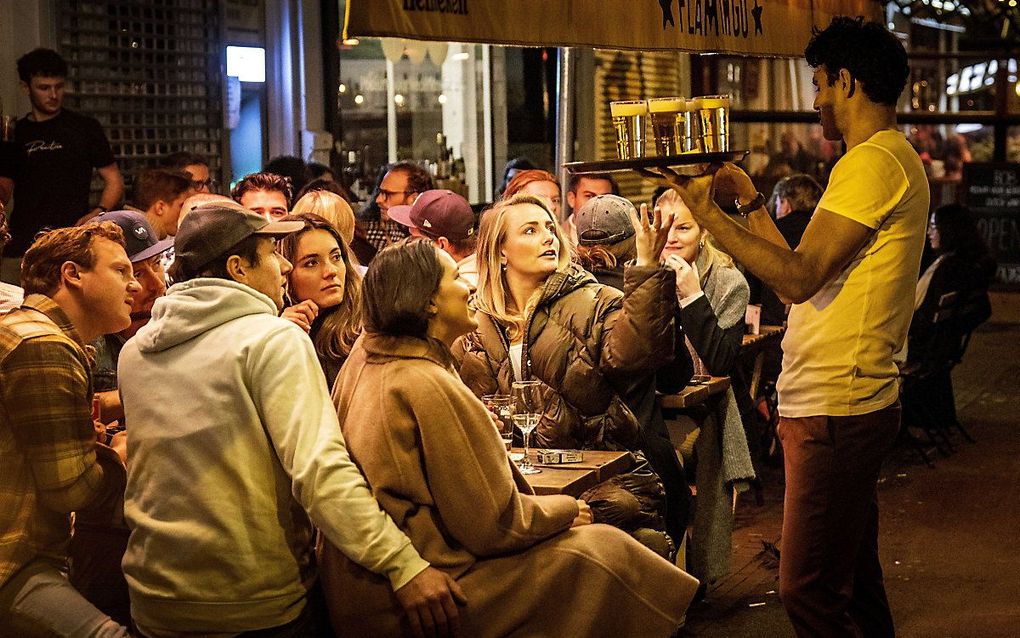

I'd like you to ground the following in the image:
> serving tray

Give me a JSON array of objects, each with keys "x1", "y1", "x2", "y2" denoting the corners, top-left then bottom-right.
[{"x1": 564, "y1": 150, "x2": 748, "y2": 175}]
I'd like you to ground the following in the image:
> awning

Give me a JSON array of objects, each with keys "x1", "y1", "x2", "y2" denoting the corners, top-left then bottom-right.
[{"x1": 343, "y1": 0, "x2": 884, "y2": 58}]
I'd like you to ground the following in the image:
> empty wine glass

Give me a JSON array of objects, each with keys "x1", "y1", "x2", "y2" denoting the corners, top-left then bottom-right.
[{"x1": 511, "y1": 380, "x2": 543, "y2": 475}]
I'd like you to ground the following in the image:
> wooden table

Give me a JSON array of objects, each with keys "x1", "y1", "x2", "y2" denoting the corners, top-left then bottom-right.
[
  {"x1": 741, "y1": 325, "x2": 786, "y2": 400},
  {"x1": 659, "y1": 376, "x2": 731, "y2": 410},
  {"x1": 519, "y1": 449, "x2": 634, "y2": 497}
]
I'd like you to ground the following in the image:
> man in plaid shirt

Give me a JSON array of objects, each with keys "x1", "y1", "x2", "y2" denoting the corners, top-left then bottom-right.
[{"x1": 0, "y1": 222, "x2": 138, "y2": 636}]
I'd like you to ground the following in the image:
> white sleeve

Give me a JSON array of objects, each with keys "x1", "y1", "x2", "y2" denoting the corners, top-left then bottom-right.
[{"x1": 248, "y1": 323, "x2": 429, "y2": 590}]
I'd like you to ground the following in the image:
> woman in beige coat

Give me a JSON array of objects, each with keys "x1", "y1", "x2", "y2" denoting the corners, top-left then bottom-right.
[{"x1": 320, "y1": 238, "x2": 699, "y2": 638}]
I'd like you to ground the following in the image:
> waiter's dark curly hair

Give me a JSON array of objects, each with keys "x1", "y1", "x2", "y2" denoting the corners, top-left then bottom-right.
[{"x1": 805, "y1": 16, "x2": 908, "y2": 107}]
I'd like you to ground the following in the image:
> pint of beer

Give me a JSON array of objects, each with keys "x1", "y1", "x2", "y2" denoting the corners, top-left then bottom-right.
[
  {"x1": 648, "y1": 97, "x2": 685, "y2": 156},
  {"x1": 696, "y1": 95, "x2": 731, "y2": 152},
  {"x1": 683, "y1": 98, "x2": 703, "y2": 153},
  {"x1": 610, "y1": 100, "x2": 648, "y2": 159}
]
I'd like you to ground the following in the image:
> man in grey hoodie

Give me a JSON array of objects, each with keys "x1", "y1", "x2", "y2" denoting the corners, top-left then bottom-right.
[{"x1": 118, "y1": 205, "x2": 464, "y2": 637}]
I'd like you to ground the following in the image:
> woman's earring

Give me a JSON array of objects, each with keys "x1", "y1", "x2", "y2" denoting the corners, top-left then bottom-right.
[{"x1": 698, "y1": 239, "x2": 705, "y2": 251}]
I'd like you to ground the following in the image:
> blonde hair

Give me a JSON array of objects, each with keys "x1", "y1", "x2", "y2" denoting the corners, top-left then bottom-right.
[
  {"x1": 475, "y1": 194, "x2": 571, "y2": 342},
  {"x1": 655, "y1": 188, "x2": 734, "y2": 285},
  {"x1": 291, "y1": 190, "x2": 356, "y2": 245}
]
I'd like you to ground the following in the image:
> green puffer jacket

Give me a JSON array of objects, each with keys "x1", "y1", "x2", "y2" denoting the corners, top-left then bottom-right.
[
  {"x1": 453, "y1": 263, "x2": 677, "y2": 450},
  {"x1": 453, "y1": 263, "x2": 678, "y2": 548}
]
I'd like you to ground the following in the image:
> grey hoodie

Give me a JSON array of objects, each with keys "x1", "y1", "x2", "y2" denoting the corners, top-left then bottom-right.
[{"x1": 118, "y1": 278, "x2": 427, "y2": 634}]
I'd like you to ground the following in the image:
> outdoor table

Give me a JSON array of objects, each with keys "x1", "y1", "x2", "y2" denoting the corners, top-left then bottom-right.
[
  {"x1": 518, "y1": 449, "x2": 634, "y2": 497},
  {"x1": 741, "y1": 325, "x2": 786, "y2": 400},
  {"x1": 659, "y1": 376, "x2": 731, "y2": 410}
]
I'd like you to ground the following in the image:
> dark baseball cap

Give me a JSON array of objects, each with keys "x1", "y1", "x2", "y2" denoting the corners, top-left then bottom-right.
[
  {"x1": 575, "y1": 194, "x2": 637, "y2": 246},
  {"x1": 173, "y1": 204, "x2": 303, "y2": 275},
  {"x1": 92, "y1": 210, "x2": 174, "y2": 263},
  {"x1": 387, "y1": 190, "x2": 475, "y2": 241}
]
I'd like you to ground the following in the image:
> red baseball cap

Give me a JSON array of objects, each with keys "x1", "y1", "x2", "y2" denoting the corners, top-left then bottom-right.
[{"x1": 387, "y1": 190, "x2": 475, "y2": 241}]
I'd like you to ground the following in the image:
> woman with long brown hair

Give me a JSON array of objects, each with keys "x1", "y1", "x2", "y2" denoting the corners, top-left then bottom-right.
[{"x1": 279, "y1": 212, "x2": 362, "y2": 386}]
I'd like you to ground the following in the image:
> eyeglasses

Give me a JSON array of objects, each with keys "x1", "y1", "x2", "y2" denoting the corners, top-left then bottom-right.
[
  {"x1": 378, "y1": 188, "x2": 414, "y2": 200},
  {"x1": 191, "y1": 179, "x2": 216, "y2": 190}
]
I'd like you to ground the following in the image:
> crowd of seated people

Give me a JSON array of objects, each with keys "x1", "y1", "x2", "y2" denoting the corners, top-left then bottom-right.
[{"x1": 2, "y1": 155, "x2": 719, "y2": 637}]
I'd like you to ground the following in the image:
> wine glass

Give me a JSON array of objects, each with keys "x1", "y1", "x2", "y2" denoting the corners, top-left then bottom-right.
[{"x1": 511, "y1": 380, "x2": 543, "y2": 475}]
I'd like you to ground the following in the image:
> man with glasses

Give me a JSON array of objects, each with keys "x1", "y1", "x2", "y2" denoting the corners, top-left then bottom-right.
[
  {"x1": 161, "y1": 151, "x2": 215, "y2": 194},
  {"x1": 365, "y1": 162, "x2": 432, "y2": 250}
]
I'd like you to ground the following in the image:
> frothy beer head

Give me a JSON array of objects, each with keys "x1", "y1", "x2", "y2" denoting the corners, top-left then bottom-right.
[
  {"x1": 610, "y1": 100, "x2": 648, "y2": 117},
  {"x1": 698, "y1": 95, "x2": 731, "y2": 109},
  {"x1": 648, "y1": 97, "x2": 685, "y2": 113}
]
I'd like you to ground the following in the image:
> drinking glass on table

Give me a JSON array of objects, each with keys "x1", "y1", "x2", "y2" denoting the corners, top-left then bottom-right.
[
  {"x1": 511, "y1": 380, "x2": 543, "y2": 475},
  {"x1": 482, "y1": 394, "x2": 514, "y2": 452}
]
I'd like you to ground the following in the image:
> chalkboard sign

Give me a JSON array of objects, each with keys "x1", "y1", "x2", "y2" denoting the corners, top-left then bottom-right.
[{"x1": 963, "y1": 162, "x2": 1020, "y2": 288}]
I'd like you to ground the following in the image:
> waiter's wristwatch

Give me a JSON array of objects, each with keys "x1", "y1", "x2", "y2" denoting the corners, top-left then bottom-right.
[{"x1": 735, "y1": 192, "x2": 766, "y2": 217}]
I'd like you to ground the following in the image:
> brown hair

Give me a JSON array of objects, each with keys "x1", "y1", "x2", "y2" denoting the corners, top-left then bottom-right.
[
  {"x1": 475, "y1": 194, "x2": 571, "y2": 342},
  {"x1": 21, "y1": 222, "x2": 126, "y2": 295},
  {"x1": 132, "y1": 169, "x2": 193, "y2": 211},
  {"x1": 575, "y1": 236, "x2": 636, "y2": 272},
  {"x1": 231, "y1": 172, "x2": 294, "y2": 207},
  {"x1": 502, "y1": 169, "x2": 559, "y2": 201},
  {"x1": 387, "y1": 161, "x2": 434, "y2": 196},
  {"x1": 0, "y1": 212, "x2": 10, "y2": 252},
  {"x1": 279, "y1": 213, "x2": 363, "y2": 362},
  {"x1": 362, "y1": 237, "x2": 443, "y2": 340}
]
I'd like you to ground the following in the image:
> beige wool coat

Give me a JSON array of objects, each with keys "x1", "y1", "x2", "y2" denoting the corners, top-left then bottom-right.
[{"x1": 320, "y1": 333, "x2": 699, "y2": 637}]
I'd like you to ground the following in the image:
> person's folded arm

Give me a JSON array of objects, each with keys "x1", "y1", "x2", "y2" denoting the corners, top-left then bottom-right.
[
  {"x1": 403, "y1": 370, "x2": 578, "y2": 556},
  {"x1": 249, "y1": 324, "x2": 429, "y2": 591}
]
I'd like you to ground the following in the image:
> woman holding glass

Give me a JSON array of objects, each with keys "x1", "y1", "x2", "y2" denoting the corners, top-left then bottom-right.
[
  {"x1": 278, "y1": 213, "x2": 363, "y2": 387},
  {"x1": 320, "y1": 238, "x2": 698, "y2": 637},
  {"x1": 453, "y1": 193, "x2": 679, "y2": 556}
]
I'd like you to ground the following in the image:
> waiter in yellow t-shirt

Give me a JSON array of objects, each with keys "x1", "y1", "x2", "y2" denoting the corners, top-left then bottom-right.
[{"x1": 647, "y1": 17, "x2": 927, "y2": 638}]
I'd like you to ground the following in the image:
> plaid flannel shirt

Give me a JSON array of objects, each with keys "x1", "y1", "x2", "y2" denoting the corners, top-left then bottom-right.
[
  {"x1": 362, "y1": 219, "x2": 410, "y2": 251},
  {"x1": 0, "y1": 294, "x2": 125, "y2": 587}
]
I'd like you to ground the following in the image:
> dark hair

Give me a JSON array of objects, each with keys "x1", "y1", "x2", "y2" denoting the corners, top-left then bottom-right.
[
  {"x1": 21, "y1": 222, "x2": 125, "y2": 295},
  {"x1": 362, "y1": 237, "x2": 443, "y2": 339},
  {"x1": 567, "y1": 172, "x2": 619, "y2": 196},
  {"x1": 932, "y1": 204, "x2": 990, "y2": 260},
  {"x1": 264, "y1": 156, "x2": 312, "y2": 197},
  {"x1": 388, "y1": 162, "x2": 434, "y2": 195},
  {"x1": 295, "y1": 176, "x2": 354, "y2": 203},
  {"x1": 231, "y1": 172, "x2": 293, "y2": 207},
  {"x1": 279, "y1": 213, "x2": 363, "y2": 360},
  {"x1": 132, "y1": 169, "x2": 192, "y2": 211},
  {"x1": 0, "y1": 212, "x2": 10, "y2": 252},
  {"x1": 161, "y1": 151, "x2": 208, "y2": 171},
  {"x1": 771, "y1": 173, "x2": 822, "y2": 216},
  {"x1": 17, "y1": 48, "x2": 67, "y2": 83},
  {"x1": 499, "y1": 157, "x2": 539, "y2": 193},
  {"x1": 308, "y1": 162, "x2": 333, "y2": 179},
  {"x1": 167, "y1": 234, "x2": 262, "y2": 283},
  {"x1": 804, "y1": 16, "x2": 908, "y2": 107}
]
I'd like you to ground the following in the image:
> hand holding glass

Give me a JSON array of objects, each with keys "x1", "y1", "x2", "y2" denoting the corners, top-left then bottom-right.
[{"x1": 482, "y1": 394, "x2": 513, "y2": 452}]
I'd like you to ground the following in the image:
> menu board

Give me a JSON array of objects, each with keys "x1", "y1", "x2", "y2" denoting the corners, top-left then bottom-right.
[{"x1": 963, "y1": 162, "x2": 1020, "y2": 288}]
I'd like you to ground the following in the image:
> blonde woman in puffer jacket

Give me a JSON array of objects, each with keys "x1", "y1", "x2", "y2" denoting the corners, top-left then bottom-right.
[{"x1": 452, "y1": 192, "x2": 682, "y2": 557}]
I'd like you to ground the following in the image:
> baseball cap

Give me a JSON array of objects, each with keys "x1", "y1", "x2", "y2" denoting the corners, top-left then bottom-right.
[
  {"x1": 387, "y1": 190, "x2": 475, "y2": 241},
  {"x1": 92, "y1": 210, "x2": 174, "y2": 263},
  {"x1": 173, "y1": 204, "x2": 303, "y2": 275},
  {"x1": 575, "y1": 194, "x2": 636, "y2": 246}
]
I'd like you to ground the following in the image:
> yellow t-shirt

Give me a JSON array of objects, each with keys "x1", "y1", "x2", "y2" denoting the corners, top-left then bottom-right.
[{"x1": 778, "y1": 129, "x2": 929, "y2": 418}]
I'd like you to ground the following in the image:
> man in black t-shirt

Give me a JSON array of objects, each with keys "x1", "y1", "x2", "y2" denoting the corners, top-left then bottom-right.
[{"x1": 0, "y1": 48, "x2": 123, "y2": 284}]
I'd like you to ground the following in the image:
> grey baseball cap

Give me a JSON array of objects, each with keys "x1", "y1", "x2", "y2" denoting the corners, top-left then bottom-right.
[
  {"x1": 91, "y1": 210, "x2": 174, "y2": 263},
  {"x1": 173, "y1": 204, "x2": 303, "y2": 275},
  {"x1": 575, "y1": 194, "x2": 637, "y2": 246}
]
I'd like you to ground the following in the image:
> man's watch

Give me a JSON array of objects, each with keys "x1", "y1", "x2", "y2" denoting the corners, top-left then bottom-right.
[{"x1": 735, "y1": 192, "x2": 766, "y2": 217}]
